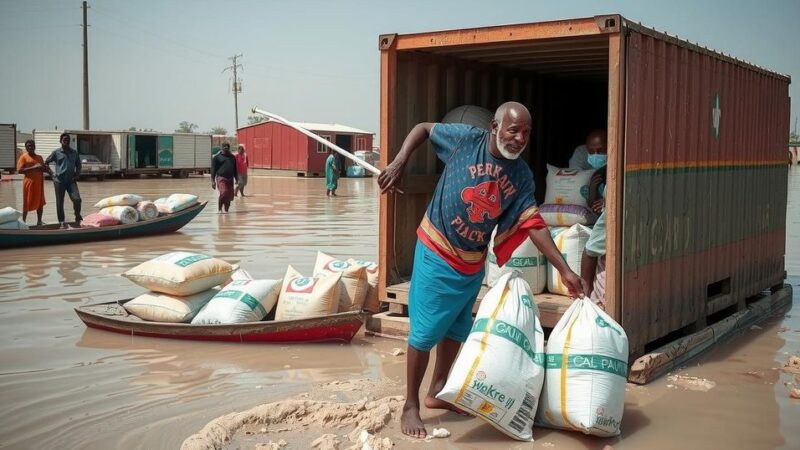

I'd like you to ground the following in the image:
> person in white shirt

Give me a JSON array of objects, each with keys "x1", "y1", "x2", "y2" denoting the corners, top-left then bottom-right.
[{"x1": 568, "y1": 129, "x2": 607, "y2": 170}]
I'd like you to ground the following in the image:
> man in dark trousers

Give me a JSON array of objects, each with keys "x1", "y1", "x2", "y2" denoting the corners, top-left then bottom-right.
[
  {"x1": 211, "y1": 143, "x2": 238, "y2": 213},
  {"x1": 45, "y1": 133, "x2": 82, "y2": 228}
]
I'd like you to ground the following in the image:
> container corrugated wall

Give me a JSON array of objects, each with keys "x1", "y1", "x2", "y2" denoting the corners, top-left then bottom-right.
[
  {"x1": 194, "y1": 135, "x2": 212, "y2": 170},
  {"x1": 621, "y1": 30, "x2": 790, "y2": 353},
  {"x1": 173, "y1": 135, "x2": 195, "y2": 169},
  {"x1": 0, "y1": 124, "x2": 16, "y2": 170},
  {"x1": 32, "y1": 131, "x2": 62, "y2": 160}
]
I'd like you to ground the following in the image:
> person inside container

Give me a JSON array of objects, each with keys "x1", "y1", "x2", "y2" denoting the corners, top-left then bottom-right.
[
  {"x1": 45, "y1": 133, "x2": 83, "y2": 228},
  {"x1": 211, "y1": 143, "x2": 238, "y2": 213},
  {"x1": 234, "y1": 144, "x2": 249, "y2": 197},
  {"x1": 16, "y1": 140, "x2": 52, "y2": 226},
  {"x1": 568, "y1": 129, "x2": 607, "y2": 170},
  {"x1": 581, "y1": 154, "x2": 608, "y2": 308},
  {"x1": 378, "y1": 101, "x2": 588, "y2": 439},
  {"x1": 325, "y1": 149, "x2": 339, "y2": 197}
]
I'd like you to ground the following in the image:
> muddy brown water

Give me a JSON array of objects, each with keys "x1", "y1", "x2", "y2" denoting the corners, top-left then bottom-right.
[{"x1": 1, "y1": 172, "x2": 798, "y2": 450}]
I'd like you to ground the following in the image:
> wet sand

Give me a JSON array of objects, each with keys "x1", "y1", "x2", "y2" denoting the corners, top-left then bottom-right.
[{"x1": 1, "y1": 171, "x2": 799, "y2": 449}]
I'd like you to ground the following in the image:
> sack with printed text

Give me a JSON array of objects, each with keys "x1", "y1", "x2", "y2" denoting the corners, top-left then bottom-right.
[{"x1": 437, "y1": 272, "x2": 545, "y2": 441}]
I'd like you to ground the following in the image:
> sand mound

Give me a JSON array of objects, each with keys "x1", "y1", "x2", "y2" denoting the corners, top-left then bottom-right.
[{"x1": 181, "y1": 395, "x2": 404, "y2": 450}]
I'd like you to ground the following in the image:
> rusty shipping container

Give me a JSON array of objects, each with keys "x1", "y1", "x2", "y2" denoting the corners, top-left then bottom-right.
[{"x1": 377, "y1": 15, "x2": 791, "y2": 357}]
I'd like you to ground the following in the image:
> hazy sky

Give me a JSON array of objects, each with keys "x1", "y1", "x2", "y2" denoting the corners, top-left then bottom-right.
[{"x1": 1, "y1": 0, "x2": 798, "y2": 137}]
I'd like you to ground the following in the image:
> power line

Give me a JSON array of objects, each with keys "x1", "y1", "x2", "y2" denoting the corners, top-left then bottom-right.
[
  {"x1": 90, "y1": 4, "x2": 227, "y2": 61},
  {"x1": 222, "y1": 55, "x2": 243, "y2": 131}
]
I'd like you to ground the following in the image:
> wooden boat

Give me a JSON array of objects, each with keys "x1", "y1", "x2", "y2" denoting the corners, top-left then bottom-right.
[
  {"x1": 75, "y1": 299, "x2": 366, "y2": 343},
  {"x1": 0, "y1": 201, "x2": 207, "y2": 249}
]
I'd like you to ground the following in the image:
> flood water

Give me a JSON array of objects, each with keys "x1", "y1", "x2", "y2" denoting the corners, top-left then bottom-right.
[{"x1": 0, "y1": 171, "x2": 798, "y2": 449}]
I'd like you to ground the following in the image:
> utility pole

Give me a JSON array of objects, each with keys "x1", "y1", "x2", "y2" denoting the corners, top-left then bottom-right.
[
  {"x1": 222, "y1": 54, "x2": 243, "y2": 132},
  {"x1": 82, "y1": 1, "x2": 90, "y2": 130}
]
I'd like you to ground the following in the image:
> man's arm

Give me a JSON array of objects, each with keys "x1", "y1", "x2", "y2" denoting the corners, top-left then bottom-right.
[
  {"x1": 377, "y1": 122, "x2": 436, "y2": 193},
  {"x1": 210, "y1": 156, "x2": 218, "y2": 186},
  {"x1": 527, "y1": 227, "x2": 589, "y2": 298},
  {"x1": 581, "y1": 252, "x2": 598, "y2": 289},
  {"x1": 74, "y1": 152, "x2": 81, "y2": 179}
]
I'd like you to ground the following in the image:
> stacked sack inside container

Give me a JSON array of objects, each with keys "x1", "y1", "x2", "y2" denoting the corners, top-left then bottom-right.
[{"x1": 486, "y1": 163, "x2": 598, "y2": 296}]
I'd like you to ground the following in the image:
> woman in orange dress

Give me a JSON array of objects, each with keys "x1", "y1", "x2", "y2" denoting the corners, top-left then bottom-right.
[{"x1": 16, "y1": 140, "x2": 50, "y2": 225}]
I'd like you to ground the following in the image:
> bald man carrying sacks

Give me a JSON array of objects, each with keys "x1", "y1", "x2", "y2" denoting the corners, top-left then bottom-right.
[{"x1": 378, "y1": 102, "x2": 589, "y2": 439}]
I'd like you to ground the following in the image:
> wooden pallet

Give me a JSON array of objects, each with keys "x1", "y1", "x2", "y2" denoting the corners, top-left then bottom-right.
[
  {"x1": 366, "y1": 282, "x2": 574, "y2": 338},
  {"x1": 628, "y1": 284, "x2": 793, "y2": 384}
]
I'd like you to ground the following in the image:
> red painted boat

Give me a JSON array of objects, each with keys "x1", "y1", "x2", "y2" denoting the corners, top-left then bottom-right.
[{"x1": 75, "y1": 300, "x2": 365, "y2": 343}]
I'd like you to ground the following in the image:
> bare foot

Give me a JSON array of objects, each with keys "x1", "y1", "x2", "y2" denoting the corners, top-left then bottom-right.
[
  {"x1": 424, "y1": 396, "x2": 473, "y2": 416},
  {"x1": 401, "y1": 403, "x2": 427, "y2": 439}
]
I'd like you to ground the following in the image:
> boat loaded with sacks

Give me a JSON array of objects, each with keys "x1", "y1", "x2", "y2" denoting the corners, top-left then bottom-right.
[
  {"x1": 75, "y1": 251, "x2": 380, "y2": 344},
  {"x1": 0, "y1": 193, "x2": 205, "y2": 249}
]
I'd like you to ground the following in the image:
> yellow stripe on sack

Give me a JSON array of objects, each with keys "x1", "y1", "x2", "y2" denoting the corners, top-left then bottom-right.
[
  {"x1": 560, "y1": 308, "x2": 581, "y2": 430},
  {"x1": 556, "y1": 213, "x2": 564, "y2": 226},
  {"x1": 455, "y1": 285, "x2": 510, "y2": 404},
  {"x1": 555, "y1": 231, "x2": 566, "y2": 294}
]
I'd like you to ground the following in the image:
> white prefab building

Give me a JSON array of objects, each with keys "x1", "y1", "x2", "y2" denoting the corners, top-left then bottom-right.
[
  {"x1": 0, "y1": 124, "x2": 16, "y2": 172},
  {"x1": 32, "y1": 130, "x2": 212, "y2": 177}
]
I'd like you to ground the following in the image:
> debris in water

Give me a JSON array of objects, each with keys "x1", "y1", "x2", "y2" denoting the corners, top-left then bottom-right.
[
  {"x1": 391, "y1": 348, "x2": 405, "y2": 356},
  {"x1": 283, "y1": 365, "x2": 291, "y2": 369},
  {"x1": 424, "y1": 428, "x2": 451, "y2": 441},
  {"x1": 750, "y1": 325, "x2": 763, "y2": 331},
  {"x1": 783, "y1": 355, "x2": 800, "y2": 375},
  {"x1": 789, "y1": 386, "x2": 800, "y2": 399},
  {"x1": 180, "y1": 396, "x2": 404, "y2": 450},
  {"x1": 541, "y1": 443, "x2": 555, "y2": 448},
  {"x1": 667, "y1": 375, "x2": 716, "y2": 392},
  {"x1": 311, "y1": 433, "x2": 341, "y2": 450},
  {"x1": 255, "y1": 440, "x2": 288, "y2": 450},
  {"x1": 260, "y1": 427, "x2": 267, "y2": 433}
]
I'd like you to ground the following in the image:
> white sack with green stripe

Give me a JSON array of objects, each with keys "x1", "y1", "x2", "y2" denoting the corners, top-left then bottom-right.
[
  {"x1": 436, "y1": 271, "x2": 545, "y2": 441},
  {"x1": 536, "y1": 298, "x2": 628, "y2": 437},
  {"x1": 191, "y1": 279, "x2": 281, "y2": 324},
  {"x1": 486, "y1": 227, "x2": 547, "y2": 294},
  {"x1": 547, "y1": 224, "x2": 591, "y2": 295}
]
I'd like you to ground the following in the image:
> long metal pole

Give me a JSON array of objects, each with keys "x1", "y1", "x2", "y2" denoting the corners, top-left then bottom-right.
[
  {"x1": 232, "y1": 55, "x2": 239, "y2": 131},
  {"x1": 82, "y1": 1, "x2": 89, "y2": 130},
  {"x1": 251, "y1": 107, "x2": 382, "y2": 175}
]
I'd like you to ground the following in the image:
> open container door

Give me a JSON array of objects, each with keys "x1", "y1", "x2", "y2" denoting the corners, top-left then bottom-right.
[{"x1": 378, "y1": 15, "x2": 623, "y2": 329}]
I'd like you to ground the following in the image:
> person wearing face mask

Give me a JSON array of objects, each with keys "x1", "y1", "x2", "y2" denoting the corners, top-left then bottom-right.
[
  {"x1": 568, "y1": 129, "x2": 607, "y2": 170},
  {"x1": 378, "y1": 102, "x2": 589, "y2": 440},
  {"x1": 581, "y1": 142, "x2": 608, "y2": 308}
]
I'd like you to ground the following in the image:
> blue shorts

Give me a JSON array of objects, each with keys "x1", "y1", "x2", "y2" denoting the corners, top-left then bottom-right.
[{"x1": 408, "y1": 240, "x2": 484, "y2": 352}]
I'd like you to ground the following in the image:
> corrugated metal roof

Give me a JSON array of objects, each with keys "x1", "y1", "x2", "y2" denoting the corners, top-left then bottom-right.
[{"x1": 238, "y1": 121, "x2": 373, "y2": 135}]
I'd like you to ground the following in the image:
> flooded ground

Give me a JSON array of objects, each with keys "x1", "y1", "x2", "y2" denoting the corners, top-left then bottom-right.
[{"x1": 1, "y1": 170, "x2": 798, "y2": 449}]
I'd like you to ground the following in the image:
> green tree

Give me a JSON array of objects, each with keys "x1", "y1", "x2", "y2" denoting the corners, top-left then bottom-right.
[
  {"x1": 247, "y1": 115, "x2": 265, "y2": 125},
  {"x1": 209, "y1": 126, "x2": 228, "y2": 135},
  {"x1": 176, "y1": 121, "x2": 198, "y2": 133},
  {"x1": 790, "y1": 130, "x2": 799, "y2": 145}
]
